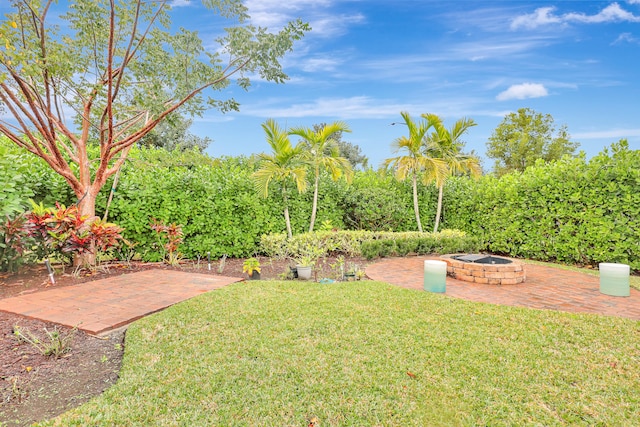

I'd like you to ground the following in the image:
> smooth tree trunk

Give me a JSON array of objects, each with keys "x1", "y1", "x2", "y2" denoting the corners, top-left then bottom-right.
[
  {"x1": 412, "y1": 173, "x2": 423, "y2": 233},
  {"x1": 433, "y1": 184, "x2": 444, "y2": 233},
  {"x1": 284, "y1": 205, "x2": 292, "y2": 239},
  {"x1": 282, "y1": 187, "x2": 293, "y2": 238},
  {"x1": 102, "y1": 157, "x2": 126, "y2": 222},
  {"x1": 75, "y1": 185, "x2": 100, "y2": 267},
  {"x1": 309, "y1": 174, "x2": 320, "y2": 232}
]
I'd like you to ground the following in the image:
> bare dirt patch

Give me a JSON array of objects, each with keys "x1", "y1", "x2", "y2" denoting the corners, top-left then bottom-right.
[{"x1": 0, "y1": 256, "x2": 369, "y2": 426}]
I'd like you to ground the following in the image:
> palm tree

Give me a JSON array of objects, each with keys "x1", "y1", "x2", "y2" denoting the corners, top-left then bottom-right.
[
  {"x1": 422, "y1": 113, "x2": 482, "y2": 233},
  {"x1": 253, "y1": 119, "x2": 308, "y2": 238},
  {"x1": 384, "y1": 112, "x2": 447, "y2": 232},
  {"x1": 289, "y1": 121, "x2": 353, "y2": 232}
]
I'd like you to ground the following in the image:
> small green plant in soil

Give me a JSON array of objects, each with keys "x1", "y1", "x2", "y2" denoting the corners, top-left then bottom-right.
[
  {"x1": 242, "y1": 257, "x2": 261, "y2": 277},
  {"x1": 330, "y1": 255, "x2": 346, "y2": 280},
  {"x1": 217, "y1": 254, "x2": 227, "y2": 273},
  {"x1": 150, "y1": 219, "x2": 183, "y2": 266},
  {"x1": 3, "y1": 370, "x2": 38, "y2": 404},
  {"x1": 13, "y1": 325, "x2": 77, "y2": 358}
]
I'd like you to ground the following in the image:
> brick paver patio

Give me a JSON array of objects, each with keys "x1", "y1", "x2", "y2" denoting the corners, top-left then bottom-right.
[
  {"x1": 0, "y1": 270, "x2": 242, "y2": 335},
  {"x1": 366, "y1": 256, "x2": 640, "y2": 320},
  {"x1": 1, "y1": 259, "x2": 637, "y2": 336}
]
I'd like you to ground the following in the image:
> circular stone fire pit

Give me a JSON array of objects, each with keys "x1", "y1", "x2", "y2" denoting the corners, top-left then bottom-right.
[{"x1": 440, "y1": 254, "x2": 526, "y2": 285}]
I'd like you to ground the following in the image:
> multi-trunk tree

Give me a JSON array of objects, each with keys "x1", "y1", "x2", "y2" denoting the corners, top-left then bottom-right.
[
  {"x1": 290, "y1": 122, "x2": 353, "y2": 232},
  {"x1": 423, "y1": 113, "x2": 481, "y2": 233},
  {"x1": 253, "y1": 119, "x2": 307, "y2": 239},
  {"x1": 0, "y1": 0, "x2": 308, "y2": 263},
  {"x1": 384, "y1": 112, "x2": 447, "y2": 233}
]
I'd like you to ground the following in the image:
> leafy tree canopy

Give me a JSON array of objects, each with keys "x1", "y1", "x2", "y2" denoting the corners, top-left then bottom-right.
[
  {"x1": 486, "y1": 108, "x2": 579, "y2": 176},
  {"x1": 0, "y1": 0, "x2": 308, "y2": 220},
  {"x1": 137, "y1": 112, "x2": 211, "y2": 151}
]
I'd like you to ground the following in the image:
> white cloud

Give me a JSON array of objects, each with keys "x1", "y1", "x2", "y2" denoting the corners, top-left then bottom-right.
[
  {"x1": 241, "y1": 96, "x2": 435, "y2": 119},
  {"x1": 247, "y1": 11, "x2": 291, "y2": 28},
  {"x1": 244, "y1": 0, "x2": 364, "y2": 37},
  {"x1": 245, "y1": 0, "x2": 332, "y2": 12},
  {"x1": 357, "y1": 36, "x2": 553, "y2": 83},
  {"x1": 239, "y1": 95, "x2": 499, "y2": 121},
  {"x1": 300, "y1": 57, "x2": 342, "y2": 72},
  {"x1": 511, "y1": 3, "x2": 640, "y2": 30},
  {"x1": 496, "y1": 83, "x2": 548, "y2": 101},
  {"x1": 452, "y1": 36, "x2": 554, "y2": 60},
  {"x1": 573, "y1": 128, "x2": 640, "y2": 139},
  {"x1": 565, "y1": 3, "x2": 640, "y2": 23},
  {"x1": 511, "y1": 7, "x2": 562, "y2": 30},
  {"x1": 613, "y1": 32, "x2": 640, "y2": 44},
  {"x1": 308, "y1": 13, "x2": 366, "y2": 37},
  {"x1": 170, "y1": 0, "x2": 192, "y2": 7}
]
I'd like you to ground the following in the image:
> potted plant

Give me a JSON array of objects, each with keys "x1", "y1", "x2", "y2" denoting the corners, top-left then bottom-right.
[
  {"x1": 344, "y1": 262, "x2": 358, "y2": 281},
  {"x1": 295, "y1": 255, "x2": 315, "y2": 280},
  {"x1": 242, "y1": 257, "x2": 261, "y2": 280}
]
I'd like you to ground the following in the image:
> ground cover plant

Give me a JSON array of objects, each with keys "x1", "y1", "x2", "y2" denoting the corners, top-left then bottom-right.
[{"x1": 40, "y1": 281, "x2": 640, "y2": 426}]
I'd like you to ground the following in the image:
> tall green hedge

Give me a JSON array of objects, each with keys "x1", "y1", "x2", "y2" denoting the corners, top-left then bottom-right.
[
  {"x1": 100, "y1": 152, "x2": 274, "y2": 260},
  {"x1": 442, "y1": 141, "x2": 640, "y2": 270},
  {"x1": 101, "y1": 150, "x2": 430, "y2": 260},
  {"x1": 0, "y1": 137, "x2": 75, "y2": 216},
  {"x1": 2, "y1": 137, "x2": 637, "y2": 270},
  {"x1": 341, "y1": 169, "x2": 437, "y2": 232}
]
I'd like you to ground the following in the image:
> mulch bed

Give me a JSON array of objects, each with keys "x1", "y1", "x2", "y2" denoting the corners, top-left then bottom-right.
[{"x1": 0, "y1": 256, "x2": 370, "y2": 426}]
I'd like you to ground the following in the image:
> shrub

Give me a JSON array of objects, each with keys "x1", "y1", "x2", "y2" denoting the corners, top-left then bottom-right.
[
  {"x1": 150, "y1": 219, "x2": 184, "y2": 265},
  {"x1": 260, "y1": 230, "x2": 379, "y2": 259},
  {"x1": 104, "y1": 153, "x2": 289, "y2": 260},
  {"x1": 340, "y1": 170, "x2": 436, "y2": 232},
  {"x1": 359, "y1": 230, "x2": 480, "y2": 260},
  {"x1": 261, "y1": 229, "x2": 480, "y2": 260},
  {"x1": 0, "y1": 139, "x2": 35, "y2": 217},
  {"x1": 24, "y1": 202, "x2": 124, "y2": 266},
  {"x1": 13, "y1": 325, "x2": 76, "y2": 358},
  {"x1": 441, "y1": 141, "x2": 640, "y2": 270},
  {"x1": 12, "y1": 141, "x2": 638, "y2": 272},
  {"x1": 0, "y1": 214, "x2": 33, "y2": 273}
]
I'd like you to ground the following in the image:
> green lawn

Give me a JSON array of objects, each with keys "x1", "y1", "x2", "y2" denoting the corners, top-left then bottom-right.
[{"x1": 43, "y1": 281, "x2": 639, "y2": 426}]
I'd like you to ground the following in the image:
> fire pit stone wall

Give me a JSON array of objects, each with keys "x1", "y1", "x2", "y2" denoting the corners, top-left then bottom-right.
[{"x1": 440, "y1": 254, "x2": 526, "y2": 285}]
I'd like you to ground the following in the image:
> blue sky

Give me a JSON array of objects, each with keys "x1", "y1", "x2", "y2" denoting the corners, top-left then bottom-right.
[
  {"x1": 2, "y1": 1, "x2": 639, "y2": 170},
  {"x1": 170, "y1": 0, "x2": 640, "y2": 169}
]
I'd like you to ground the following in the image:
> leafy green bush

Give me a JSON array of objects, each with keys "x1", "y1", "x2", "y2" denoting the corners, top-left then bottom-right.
[
  {"x1": 261, "y1": 229, "x2": 479, "y2": 260},
  {"x1": 442, "y1": 141, "x2": 640, "y2": 270},
  {"x1": 0, "y1": 136, "x2": 81, "y2": 213},
  {"x1": 103, "y1": 152, "x2": 288, "y2": 260},
  {"x1": 0, "y1": 139, "x2": 36, "y2": 217},
  {"x1": 6, "y1": 138, "x2": 637, "y2": 272},
  {"x1": 340, "y1": 170, "x2": 437, "y2": 232},
  {"x1": 261, "y1": 230, "x2": 377, "y2": 259},
  {"x1": 359, "y1": 229, "x2": 481, "y2": 259},
  {"x1": 0, "y1": 214, "x2": 34, "y2": 272}
]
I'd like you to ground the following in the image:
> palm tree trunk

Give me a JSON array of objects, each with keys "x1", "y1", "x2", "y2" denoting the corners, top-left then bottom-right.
[
  {"x1": 433, "y1": 184, "x2": 444, "y2": 233},
  {"x1": 282, "y1": 187, "x2": 293, "y2": 238},
  {"x1": 412, "y1": 173, "x2": 423, "y2": 233},
  {"x1": 309, "y1": 173, "x2": 320, "y2": 233}
]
